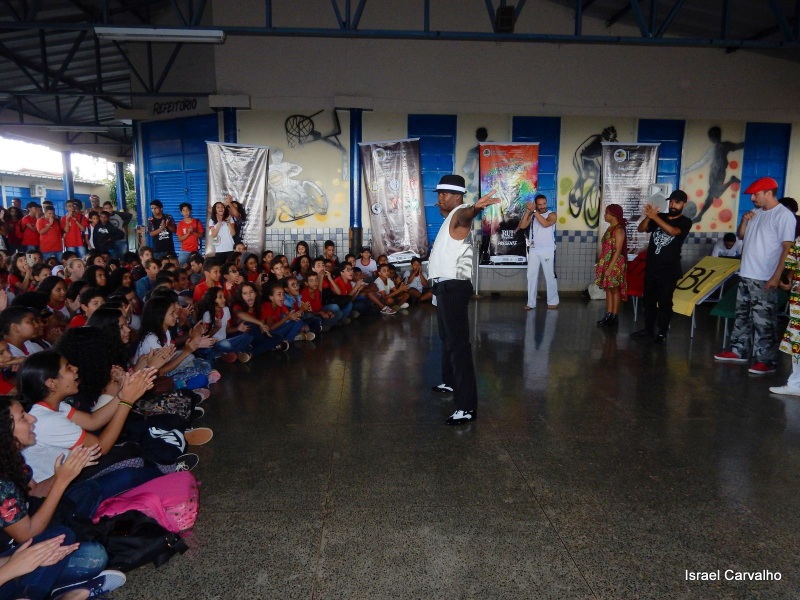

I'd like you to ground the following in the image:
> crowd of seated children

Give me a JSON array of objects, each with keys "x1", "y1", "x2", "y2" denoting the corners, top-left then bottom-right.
[{"x1": 0, "y1": 201, "x2": 437, "y2": 597}]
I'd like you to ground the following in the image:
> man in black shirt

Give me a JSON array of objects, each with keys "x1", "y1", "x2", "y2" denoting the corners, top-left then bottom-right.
[
  {"x1": 631, "y1": 189, "x2": 692, "y2": 343},
  {"x1": 145, "y1": 199, "x2": 176, "y2": 258},
  {"x1": 92, "y1": 211, "x2": 125, "y2": 254}
]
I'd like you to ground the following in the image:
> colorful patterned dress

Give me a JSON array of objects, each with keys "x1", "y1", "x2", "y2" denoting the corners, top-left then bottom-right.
[
  {"x1": 779, "y1": 237, "x2": 800, "y2": 362},
  {"x1": 594, "y1": 223, "x2": 627, "y2": 294}
]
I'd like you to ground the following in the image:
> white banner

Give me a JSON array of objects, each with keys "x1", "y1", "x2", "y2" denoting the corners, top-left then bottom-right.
[
  {"x1": 601, "y1": 143, "x2": 659, "y2": 253},
  {"x1": 206, "y1": 142, "x2": 269, "y2": 257}
]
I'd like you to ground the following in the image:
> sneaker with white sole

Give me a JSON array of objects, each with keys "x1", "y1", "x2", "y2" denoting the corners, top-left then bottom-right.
[
  {"x1": 193, "y1": 388, "x2": 211, "y2": 403},
  {"x1": 444, "y1": 409, "x2": 476, "y2": 425},
  {"x1": 294, "y1": 333, "x2": 305, "y2": 341},
  {"x1": 399, "y1": 302, "x2": 410, "y2": 310},
  {"x1": 237, "y1": 352, "x2": 252, "y2": 363},
  {"x1": 748, "y1": 362, "x2": 777, "y2": 375},
  {"x1": 769, "y1": 385, "x2": 800, "y2": 396},
  {"x1": 174, "y1": 453, "x2": 199, "y2": 471},
  {"x1": 431, "y1": 383, "x2": 454, "y2": 394},
  {"x1": 714, "y1": 351, "x2": 748, "y2": 363},
  {"x1": 51, "y1": 569, "x2": 127, "y2": 598},
  {"x1": 304, "y1": 332, "x2": 316, "y2": 341},
  {"x1": 380, "y1": 306, "x2": 397, "y2": 315}
]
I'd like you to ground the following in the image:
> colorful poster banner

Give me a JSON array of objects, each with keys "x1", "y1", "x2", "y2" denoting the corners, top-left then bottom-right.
[
  {"x1": 359, "y1": 138, "x2": 427, "y2": 259},
  {"x1": 600, "y1": 143, "x2": 659, "y2": 253},
  {"x1": 478, "y1": 143, "x2": 540, "y2": 264},
  {"x1": 672, "y1": 256, "x2": 740, "y2": 317},
  {"x1": 206, "y1": 142, "x2": 269, "y2": 257}
]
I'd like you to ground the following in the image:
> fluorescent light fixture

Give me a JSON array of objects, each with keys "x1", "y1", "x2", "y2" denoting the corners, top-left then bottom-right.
[
  {"x1": 49, "y1": 125, "x2": 110, "y2": 133},
  {"x1": 94, "y1": 26, "x2": 225, "y2": 44}
]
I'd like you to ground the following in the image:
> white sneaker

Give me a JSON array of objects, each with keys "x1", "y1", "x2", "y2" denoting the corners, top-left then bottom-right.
[
  {"x1": 399, "y1": 302, "x2": 410, "y2": 310},
  {"x1": 380, "y1": 306, "x2": 397, "y2": 315},
  {"x1": 304, "y1": 332, "x2": 316, "y2": 341},
  {"x1": 768, "y1": 385, "x2": 800, "y2": 396},
  {"x1": 294, "y1": 334, "x2": 305, "y2": 341}
]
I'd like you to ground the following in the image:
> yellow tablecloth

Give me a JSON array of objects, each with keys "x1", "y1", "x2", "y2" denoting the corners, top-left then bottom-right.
[{"x1": 672, "y1": 256, "x2": 741, "y2": 317}]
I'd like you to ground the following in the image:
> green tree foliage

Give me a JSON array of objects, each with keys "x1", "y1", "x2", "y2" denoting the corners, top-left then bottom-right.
[{"x1": 106, "y1": 166, "x2": 137, "y2": 213}]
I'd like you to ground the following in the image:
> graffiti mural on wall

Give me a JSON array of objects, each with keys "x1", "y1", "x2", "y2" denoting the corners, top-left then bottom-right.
[
  {"x1": 680, "y1": 126, "x2": 744, "y2": 224},
  {"x1": 266, "y1": 149, "x2": 328, "y2": 226},
  {"x1": 567, "y1": 126, "x2": 618, "y2": 229},
  {"x1": 284, "y1": 109, "x2": 348, "y2": 179}
]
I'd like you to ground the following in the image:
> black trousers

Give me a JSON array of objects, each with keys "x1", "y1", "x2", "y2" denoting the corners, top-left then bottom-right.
[
  {"x1": 643, "y1": 266, "x2": 682, "y2": 334},
  {"x1": 434, "y1": 280, "x2": 477, "y2": 412}
]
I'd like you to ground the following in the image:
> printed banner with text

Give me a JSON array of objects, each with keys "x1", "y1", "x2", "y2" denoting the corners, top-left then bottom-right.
[
  {"x1": 206, "y1": 142, "x2": 269, "y2": 257},
  {"x1": 478, "y1": 143, "x2": 539, "y2": 265},
  {"x1": 359, "y1": 138, "x2": 428, "y2": 259},
  {"x1": 600, "y1": 142, "x2": 659, "y2": 253}
]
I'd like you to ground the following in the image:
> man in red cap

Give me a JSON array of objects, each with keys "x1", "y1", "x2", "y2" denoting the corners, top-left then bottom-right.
[{"x1": 714, "y1": 177, "x2": 796, "y2": 375}]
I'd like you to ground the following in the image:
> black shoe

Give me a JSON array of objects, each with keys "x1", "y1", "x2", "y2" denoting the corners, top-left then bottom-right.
[
  {"x1": 605, "y1": 314, "x2": 618, "y2": 327},
  {"x1": 445, "y1": 410, "x2": 476, "y2": 425},
  {"x1": 653, "y1": 332, "x2": 667, "y2": 344},
  {"x1": 630, "y1": 328, "x2": 654, "y2": 339},
  {"x1": 431, "y1": 384, "x2": 454, "y2": 394},
  {"x1": 597, "y1": 313, "x2": 612, "y2": 325}
]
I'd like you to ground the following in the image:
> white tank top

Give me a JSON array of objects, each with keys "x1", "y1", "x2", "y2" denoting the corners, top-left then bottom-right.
[
  {"x1": 428, "y1": 204, "x2": 474, "y2": 280},
  {"x1": 529, "y1": 210, "x2": 555, "y2": 251}
]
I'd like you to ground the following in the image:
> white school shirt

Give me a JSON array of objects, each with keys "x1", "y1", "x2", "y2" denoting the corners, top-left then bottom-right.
[
  {"x1": 22, "y1": 402, "x2": 85, "y2": 481},
  {"x1": 202, "y1": 307, "x2": 231, "y2": 341}
]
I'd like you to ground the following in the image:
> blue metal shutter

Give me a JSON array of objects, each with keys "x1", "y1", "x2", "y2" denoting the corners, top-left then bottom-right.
[
  {"x1": 637, "y1": 119, "x2": 685, "y2": 191},
  {"x1": 512, "y1": 116, "x2": 561, "y2": 211},
  {"x1": 739, "y1": 123, "x2": 791, "y2": 222}
]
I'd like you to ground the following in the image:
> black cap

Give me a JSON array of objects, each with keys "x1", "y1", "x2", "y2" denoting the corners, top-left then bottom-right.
[
  {"x1": 434, "y1": 175, "x2": 467, "y2": 195},
  {"x1": 668, "y1": 190, "x2": 688, "y2": 203}
]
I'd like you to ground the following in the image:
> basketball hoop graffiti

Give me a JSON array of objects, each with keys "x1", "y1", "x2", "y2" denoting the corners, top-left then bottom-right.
[
  {"x1": 285, "y1": 110, "x2": 348, "y2": 179},
  {"x1": 266, "y1": 149, "x2": 328, "y2": 226}
]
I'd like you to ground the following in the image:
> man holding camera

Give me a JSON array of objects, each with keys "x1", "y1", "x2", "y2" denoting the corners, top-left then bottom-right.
[{"x1": 517, "y1": 194, "x2": 559, "y2": 310}]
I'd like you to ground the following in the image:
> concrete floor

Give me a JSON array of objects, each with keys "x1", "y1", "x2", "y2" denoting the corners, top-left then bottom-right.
[{"x1": 113, "y1": 297, "x2": 800, "y2": 599}]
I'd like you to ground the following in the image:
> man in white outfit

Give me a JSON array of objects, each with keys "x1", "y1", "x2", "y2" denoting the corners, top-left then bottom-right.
[{"x1": 517, "y1": 194, "x2": 559, "y2": 310}]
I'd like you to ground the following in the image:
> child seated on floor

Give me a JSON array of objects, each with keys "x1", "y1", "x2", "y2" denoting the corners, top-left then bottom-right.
[
  {"x1": 192, "y1": 258, "x2": 222, "y2": 303},
  {"x1": 283, "y1": 277, "x2": 322, "y2": 335},
  {"x1": 374, "y1": 263, "x2": 410, "y2": 311},
  {"x1": 194, "y1": 287, "x2": 253, "y2": 364},
  {"x1": 134, "y1": 294, "x2": 217, "y2": 389},
  {"x1": 262, "y1": 281, "x2": 313, "y2": 342},
  {"x1": 404, "y1": 257, "x2": 433, "y2": 303},
  {"x1": 1, "y1": 306, "x2": 44, "y2": 357},
  {"x1": 301, "y1": 272, "x2": 345, "y2": 329},
  {"x1": 268, "y1": 257, "x2": 287, "y2": 287},
  {"x1": 230, "y1": 282, "x2": 289, "y2": 354},
  {"x1": 67, "y1": 287, "x2": 105, "y2": 328},
  {"x1": 220, "y1": 262, "x2": 244, "y2": 301}
]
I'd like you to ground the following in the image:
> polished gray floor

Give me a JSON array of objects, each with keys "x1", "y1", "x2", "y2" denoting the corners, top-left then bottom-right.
[{"x1": 114, "y1": 297, "x2": 800, "y2": 599}]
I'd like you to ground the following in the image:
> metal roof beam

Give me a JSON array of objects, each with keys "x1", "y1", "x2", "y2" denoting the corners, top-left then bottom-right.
[
  {"x1": 1, "y1": 0, "x2": 22, "y2": 22},
  {"x1": 606, "y1": 3, "x2": 631, "y2": 28},
  {"x1": 55, "y1": 30, "x2": 89, "y2": 80},
  {"x1": 628, "y1": 0, "x2": 650, "y2": 37},
  {"x1": 654, "y1": 0, "x2": 683, "y2": 38},
  {"x1": 352, "y1": 0, "x2": 367, "y2": 30},
  {"x1": 154, "y1": 43, "x2": 183, "y2": 92}
]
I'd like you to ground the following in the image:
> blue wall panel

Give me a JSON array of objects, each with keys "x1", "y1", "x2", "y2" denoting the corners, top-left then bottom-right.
[
  {"x1": 141, "y1": 114, "x2": 218, "y2": 253},
  {"x1": 739, "y1": 122, "x2": 791, "y2": 221},
  {"x1": 512, "y1": 116, "x2": 561, "y2": 212},
  {"x1": 637, "y1": 119, "x2": 685, "y2": 191},
  {"x1": 408, "y1": 114, "x2": 457, "y2": 246}
]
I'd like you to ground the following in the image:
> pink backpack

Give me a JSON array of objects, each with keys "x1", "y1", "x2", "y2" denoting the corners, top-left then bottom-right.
[{"x1": 93, "y1": 472, "x2": 199, "y2": 533}]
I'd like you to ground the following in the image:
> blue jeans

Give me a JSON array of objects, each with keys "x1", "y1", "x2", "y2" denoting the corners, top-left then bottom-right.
[
  {"x1": 244, "y1": 325, "x2": 284, "y2": 356},
  {"x1": 178, "y1": 250, "x2": 193, "y2": 266},
  {"x1": 65, "y1": 246, "x2": 86, "y2": 258},
  {"x1": 60, "y1": 467, "x2": 160, "y2": 521},
  {"x1": 113, "y1": 240, "x2": 128, "y2": 259},
  {"x1": 319, "y1": 304, "x2": 345, "y2": 328},
  {"x1": 196, "y1": 332, "x2": 253, "y2": 361},
  {"x1": 0, "y1": 526, "x2": 107, "y2": 600},
  {"x1": 272, "y1": 319, "x2": 304, "y2": 342}
]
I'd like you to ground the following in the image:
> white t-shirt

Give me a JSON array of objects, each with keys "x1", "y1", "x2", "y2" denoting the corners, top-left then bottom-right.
[
  {"x1": 209, "y1": 218, "x2": 235, "y2": 253},
  {"x1": 22, "y1": 402, "x2": 86, "y2": 481},
  {"x1": 374, "y1": 277, "x2": 395, "y2": 295},
  {"x1": 357, "y1": 258, "x2": 378, "y2": 278},
  {"x1": 7, "y1": 341, "x2": 43, "y2": 358},
  {"x1": 404, "y1": 270, "x2": 424, "y2": 292},
  {"x1": 711, "y1": 238, "x2": 743, "y2": 258},
  {"x1": 740, "y1": 205, "x2": 796, "y2": 280},
  {"x1": 529, "y1": 210, "x2": 556, "y2": 251},
  {"x1": 202, "y1": 307, "x2": 231, "y2": 341}
]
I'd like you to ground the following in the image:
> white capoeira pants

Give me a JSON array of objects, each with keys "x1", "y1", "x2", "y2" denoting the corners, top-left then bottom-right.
[{"x1": 527, "y1": 248, "x2": 559, "y2": 307}]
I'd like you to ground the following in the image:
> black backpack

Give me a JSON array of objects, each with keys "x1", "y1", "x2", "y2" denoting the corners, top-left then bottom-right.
[{"x1": 83, "y1": 509, "x2": 188, "y2": 572}]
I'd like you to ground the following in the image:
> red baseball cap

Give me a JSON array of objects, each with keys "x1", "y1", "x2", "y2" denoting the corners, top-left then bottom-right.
[{"x1": 744, "y1": 177, "x2": 779, "y2": 194}]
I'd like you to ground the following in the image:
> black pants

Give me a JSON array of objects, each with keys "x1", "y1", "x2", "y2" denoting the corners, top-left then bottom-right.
[
  {"x1": 434, "y1": 280, "x2": 477, "y2": 412},
  {"x1": 643, "y1": 266, "x2": 682, "y2": 334}
]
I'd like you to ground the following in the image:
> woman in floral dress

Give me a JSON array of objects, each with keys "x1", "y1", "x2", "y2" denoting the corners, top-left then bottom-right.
[{"x1": 595, "y1": 204, "x2": 628, "y2": 327}]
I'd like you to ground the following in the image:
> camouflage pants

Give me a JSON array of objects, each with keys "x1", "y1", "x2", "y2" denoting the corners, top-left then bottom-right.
[{"x1": 730, "y1": 277, "x2": 779, "y2": 364}]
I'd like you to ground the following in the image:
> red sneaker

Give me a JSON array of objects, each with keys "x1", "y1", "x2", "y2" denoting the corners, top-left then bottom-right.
[
  {"x1": 748, "y1": 362, "x2": 777, "y2": 375},
  {"x1": 220, "y1": 352, "x2": 237, "y2": 363},
  {"x1": 713, "y1": 351, "x2": 748, "y2": 363}
]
